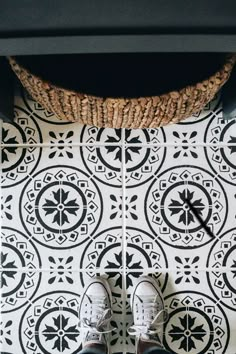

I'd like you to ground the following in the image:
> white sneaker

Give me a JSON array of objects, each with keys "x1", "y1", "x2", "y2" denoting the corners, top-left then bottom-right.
[
  {"x1": 78, "y1": 277, "x2": 114, "y2": 353},
  {"x1": 128, "y1": 276, "x2": 168, "y2": 349}
]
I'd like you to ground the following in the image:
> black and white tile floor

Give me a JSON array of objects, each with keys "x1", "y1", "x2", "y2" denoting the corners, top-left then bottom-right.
[{"x1": 1, "y1": 80, "x2": 236, "y2": 353}]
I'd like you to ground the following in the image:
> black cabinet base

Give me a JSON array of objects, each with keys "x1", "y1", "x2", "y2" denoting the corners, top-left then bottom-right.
[{"x1": 0, "y1": 56, "x2": 14, "y2": 122}]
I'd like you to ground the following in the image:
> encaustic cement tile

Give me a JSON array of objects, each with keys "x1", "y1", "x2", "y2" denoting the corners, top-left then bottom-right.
[
  {"x1": 124, "y1": 270, "x2": 235, "y2": 354},
  {"x1": 125, "y1": 146, "x2": 236, "y2": 272},
  {"x1": 1, "y1": 146, "x2": 123, "y2": 269},
  {"x1": 0, "y1": 270, "x2": 124, "y2": 354}
]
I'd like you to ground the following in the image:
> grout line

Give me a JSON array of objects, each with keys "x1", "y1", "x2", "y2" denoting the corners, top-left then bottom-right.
[
  {"x1": 0, "y1": 266, "x2": 235, "y2": 273},
  {"x1": 0, "y1": 142, "x2": 122, "y2": 148},
  {"x1": 1, "y1": 142, "x2": 236, "y2": 148},
  {"x1": 0, "y1": 267, "x2": 125, "y2": 273},
  {"x1": 121, "y1": 142, "x2": 236, "y2": 147},
  {"x1": 127, "y1": 266, "x2": 236, "y2": 273},
  {"x1": 121, "y1": 128, "x2": 128, "y2": 354},
  {"x1": 14, "y1": 103, "x2": 36, "y2": 118}
]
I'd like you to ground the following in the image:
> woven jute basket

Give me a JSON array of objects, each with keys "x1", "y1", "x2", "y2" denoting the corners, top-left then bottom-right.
[{"x1": 8, "y1": 54, "x2": 236, "y2": 129}]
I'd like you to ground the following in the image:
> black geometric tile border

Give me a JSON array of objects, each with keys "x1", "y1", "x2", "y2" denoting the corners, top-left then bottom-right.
[{"x1": 1, "y1": 82, "x2": 236, "y2": 353}]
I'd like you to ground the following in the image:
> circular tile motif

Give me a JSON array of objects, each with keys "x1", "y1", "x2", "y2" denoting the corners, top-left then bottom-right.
[
  {"x1": 0, "y1": 227, "x2": 41, "y2": 313},
  {"x1": 163, "y1": 291, "x2": 229, "y2": 354},
  {"x1": 21, "y1": 86, "x2": 72, "y2": 124},
  {"x1": 145, "y1": 166, "x2": 227, "y2": 248},
  {"x1": 204, "y1": 117, "x2": 236, "y2": 185},
  {"x1": 81, "y1": 128, "x2": 166, "y2": 187},
  {"x1": 20, "y1": 166, "x2": 102, "y2": 249},
  {"x1": 80, "y1": 126, "x2": 121, "y2": 144},
  {"x1": 179, "y1": 92, "x2": 221, "y2": 125},
  {"x1": 80, "y1": 227, "x2": 168, "y2": 303},
  {"x1": 19, "y1": 291, "x2": 81, "y2": 354},
  {"x1": 1, "y1": 108, "x2": 42, "y2": 187},
  {"x1": 207, "y1": 228, "x2": 236, "y2": 310}
]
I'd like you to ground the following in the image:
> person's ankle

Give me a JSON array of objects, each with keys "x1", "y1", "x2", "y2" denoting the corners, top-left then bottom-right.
[
  {"x1": 137, "y1": 337, "x2": 162, "y2": 354},
  {"x1": 84, "y1": 341, "x2": 108, "y2": 352}
]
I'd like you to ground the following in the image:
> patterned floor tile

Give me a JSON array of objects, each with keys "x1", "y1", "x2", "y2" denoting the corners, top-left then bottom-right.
[
  {"x1": 162, "y1": 91, "x2": 222, "y2": 144},
  {"x1": 204, "y1": 119, "x2": 236, "y2": 186},
  {"x1": 144, "y1": 160, "x2": 229, "y2": 248},
  {"x1": 124, "y1": 128, "x2": 166, "y2": 188},
  {"x1": 1, "y1": 79, "x2": 236, "y2": 354},
  {"x1": 163, "y1": 289, "x2": 230, "y2": 354},
  {"x1": 1, "y1": 133, "x2": 42, "y2": 189},
  {"x1": 80, "y1": 143, "x2": 122, "y2": 187},
  {"x1": 124, "y1": 227, "x2": 168, "y2": 274},
  {"x1": 0, "y1": 270, "x2": 124, "y2": 354},
  {"x1": 1, "y1": 145, "x2": 123, "y2": 269},
  {"x1": 127, "y1": 92, "x2": 222, "y2": 146},
  {"x1": 207, "y1": 228, "x2": 236, "y2": 313},
  {"x1": 0, "y1": 225, "x2": 124, "y2": 273},
  {"x1": 125, "y1": 146, "x2": 235, "y2": 274},
  {"x1": 125, "y1": 270, "x2": 235, "y2": 354},
  {"x1": 2, "y1": 104, "x2": 43, "y2": 145},
  {"x1": 163, "y1": 271, "x2": 236, "y2": 354}
]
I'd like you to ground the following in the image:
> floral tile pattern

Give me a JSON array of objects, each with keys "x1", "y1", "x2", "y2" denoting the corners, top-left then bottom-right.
[
  {"x1": 0, "y1": 271, "x2": 123, "y2": 354},
  {"x1": 125, "y1": 271, "x2": 235, "y2": 354},
  {"x1": 162, "y1": 92, "x2": 222, "y2": 144},
  {"x1": 1, "y1": 81, "x2": 236, "y2": 353}
]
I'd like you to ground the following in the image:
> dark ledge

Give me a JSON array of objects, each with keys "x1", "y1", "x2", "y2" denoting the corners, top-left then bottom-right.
[
  {"x1": 1, "y1": 0, "x2": 236, "y2": 122},
  {"x1": 1, "y1": 0, "x2": 236, "y2": 54}
]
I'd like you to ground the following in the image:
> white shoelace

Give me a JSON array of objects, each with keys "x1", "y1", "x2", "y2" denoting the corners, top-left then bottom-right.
[
  {"x1": 79, "y1": 297, "x2": 114, "y2": 334},
  {"x1": 128, "y1": 296, "x2": 169, "y2": 338}
]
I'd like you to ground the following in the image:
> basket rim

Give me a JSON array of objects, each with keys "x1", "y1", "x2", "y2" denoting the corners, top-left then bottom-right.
[{"x1": 7, "y1": 53, "x2": 236, "y2": 102}]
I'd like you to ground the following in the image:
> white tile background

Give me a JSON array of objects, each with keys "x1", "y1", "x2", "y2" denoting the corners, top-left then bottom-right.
[{"x1": 1, "y1": 80, "x2": 236, "y2": 353}]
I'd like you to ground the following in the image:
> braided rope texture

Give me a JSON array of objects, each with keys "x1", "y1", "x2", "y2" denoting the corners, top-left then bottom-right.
[{"x1": 8, "y1": 54, "x2": 236, "y2": 129}]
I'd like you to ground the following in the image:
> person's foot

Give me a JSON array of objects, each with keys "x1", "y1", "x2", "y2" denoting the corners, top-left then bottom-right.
[
  {"x1": 128, "y1": 276, "x2": 168, "y2": 353},
  {"x1": 78, "y1": 277, "x2": 113, "y2": 353}
]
